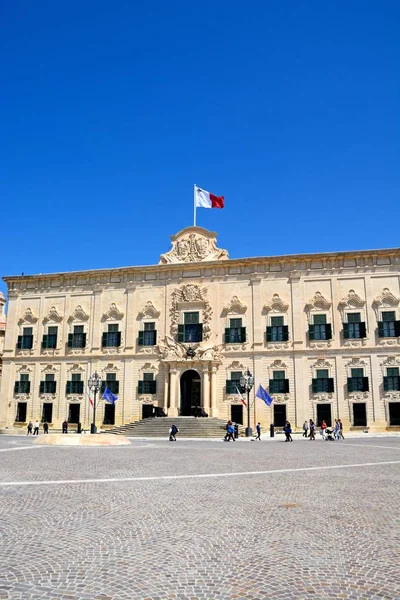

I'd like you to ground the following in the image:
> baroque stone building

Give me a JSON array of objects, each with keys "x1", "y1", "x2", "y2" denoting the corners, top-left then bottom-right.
[
  {"x1": 0, "y1": 291, "x2": 6, "y2": 390},
  {"x1": 1, "y1": 226, "x2": 400, "y2": 431}
]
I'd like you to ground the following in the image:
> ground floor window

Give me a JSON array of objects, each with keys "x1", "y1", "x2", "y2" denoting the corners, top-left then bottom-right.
[
  {"x1": 273, "y1": 404, "x2": 286, "y2": 427},
  {"x1": 15, "y1": 402, "x2": 27, "y2": 422},
  {"x1": 142, "y1": 404, "x2": 154, "y2": 419},
  {"x1": 231, "y1": 404, "x2": 243, "y2": 424},
  {"x1": 389, "y1": 402, "x2": 400, "y2": 426},
  {"x1": 68, "y1": 403, "x2": 80, "y2": 423},
  {"x1": 316, "y1": 403, "x2": 332, "y2": 427},
  {"x1": 41, "y1": 403, "x2": 53, "y2": 423},
  {"x1": 103, "y1": 404, "x2": 115, "y2": 425},
  {"x1": 352, "y1": 403, "x2": 367, "y2": 427}
]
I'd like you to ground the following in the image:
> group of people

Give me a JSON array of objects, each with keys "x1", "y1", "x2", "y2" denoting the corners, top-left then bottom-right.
[
  {"x1": 27, "y1": 420, "x2": 48, "y2": 435},
  {"x1": 302, "y1": 418, "x2": 344, "y2": 441}
]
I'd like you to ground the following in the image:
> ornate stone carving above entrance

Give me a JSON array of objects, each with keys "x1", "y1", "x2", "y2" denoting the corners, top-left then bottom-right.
[
  {"x1": 159, "y1": 226, "x2": 229, "y2": 264},
  {"x1": 157, "y1": 335, "x2": 222, "y2": 363},
  {"x1": 170, "y1": 285, "x2": 212, "y2": 341}
]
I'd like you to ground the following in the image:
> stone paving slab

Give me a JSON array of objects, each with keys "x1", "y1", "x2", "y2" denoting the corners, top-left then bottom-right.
[{"x1": 0, "y1": 437, "x2": 399, "y2": 599}]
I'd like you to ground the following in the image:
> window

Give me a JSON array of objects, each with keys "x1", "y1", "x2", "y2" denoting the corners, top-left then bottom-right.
[
  {"x1": 39, "y1": 373, "x2": 56, "y2": 394},
  {"x1": 138, "y1": 322, "x2": 157, "y2": 346},
  {"x1": 178, "y1": 312, "x2": 203, "y2": 343},
  {"x1": 226, "y1": 371, "x2": 242, "y2": 394},
  {"x1": 68, "y1": 325, "x2": 86, "y2": 348},
  {"x1": 309, "y1": 315, "x2": 332, "y2": 341},
  {"x1": 17, "y1": 327, "x2": 33, "y2": 350},
  {"x1": 101, "y1": 373, "x2": 119, "y2": 394},
  {"x1": 347, "y1": 368, "x2": 369, "y2": 392},
  {"x1": 379, "y1": 311, "x2": 400, "y2": 338},
  {"x1": 138, "y1": 372, "x2": 157, "y2": 394},
  {"x1": 312, "y1": 369, "x2": 334, "y2": 393},
  {"x1": 269, "y1": 370, "x2": 289, "y2": 394},
  {"x1": 344, "y1": 313, "x2": 366, "y2": 339},
  {"x1": 102, "y1": 324, "x2": 121, "y2": 348},
  {"x1": 384, "y1": 367, "x2": 400, "y2": 391},
  {"x1": 42, "y1": 326, "x2": 58, "y2": 349},
  {"x1": 14, "y1": 373, "x2": 30, "y2": 394},
  {"x1": 266, "y1": 316, "x2": 289, "y2": 342},
  {"x1": 66, "y1": 373, "x2": 84, "y2": 394},
  {"x1": 225, "y1": 318, "x2": 246, "y2": 343}
]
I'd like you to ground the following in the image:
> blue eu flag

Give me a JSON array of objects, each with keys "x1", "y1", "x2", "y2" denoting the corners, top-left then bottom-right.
[
  {"x1": 256, "y1": 384, "x2": 273, "y2": 406},
  {"x1": 103, "y1": 387, "x2": 118, "y2": 405}
]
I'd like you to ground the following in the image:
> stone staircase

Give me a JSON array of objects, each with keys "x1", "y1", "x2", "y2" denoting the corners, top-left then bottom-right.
[{"x1": 105, "y1": 417, "x2": 245, "y2": 438}]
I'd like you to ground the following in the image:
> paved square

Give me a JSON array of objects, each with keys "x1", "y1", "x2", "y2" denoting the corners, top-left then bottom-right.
[{"x1": 0, "y1": 435, "x2": 399, "y2": 600}]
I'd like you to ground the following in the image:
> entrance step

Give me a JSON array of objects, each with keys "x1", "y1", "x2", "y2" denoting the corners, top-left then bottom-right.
[{"x1": 105, "y1": 417, "x2": 246, "y2": 438}]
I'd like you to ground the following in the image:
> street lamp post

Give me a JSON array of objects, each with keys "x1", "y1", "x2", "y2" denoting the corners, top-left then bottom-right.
[
  {"x1": 88, "y1": 371, "x2": 101, "y2": 434},
  {"x1": 240, "y1": 369, "x2": 254, "y2": 437}
]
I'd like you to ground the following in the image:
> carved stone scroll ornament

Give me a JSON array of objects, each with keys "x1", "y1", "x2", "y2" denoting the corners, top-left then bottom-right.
[
  {"x1": 338, "y1": 290, "x2": 365, "y2": 319},
  {"x1": 263, "y1": 294, "x2": 289, "y2": 314},
  {"x1": 138, "y1": 302, "x2": 160, "y2": 320},
  {"x1": 222, "y1": 296, "x2": 247, "y2": 316},
  {"x1": 102, "y1": 303, "x2": 124, "y2": 322},
  {"x1": 68, "y1": 305, "x2": 89, "y2": 323},
  {"x1": 18, "y1": 308, "x2": 38, "y2": 326},
  {"x1": 43, "y1": 306, "x2": 63, "y2": 324},
  {"x1": 159, "y1": 226, "x2": 229, "y2": 264},
  {"x1": 305, "y1": 292, "x2": 331, "y2": 323},
  {"x1": 372, "y1": 288, "x2": 400, "y2": 320},
  {"x1": 170, "y1": 285, "x2": 212, "y2": 341}
]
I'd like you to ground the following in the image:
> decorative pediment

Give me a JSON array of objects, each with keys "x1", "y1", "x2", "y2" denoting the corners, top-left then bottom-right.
[
  {"x1": 311, "y1": 358, "x2": 331, "y2": 371},
  {"x1": 381, "y1": 356, "x2": 400, "y2": 372},
  {"x1": 140, "y1": 362, "x2": 158, "y2": 373},
  {"x1": 338, "y1": 290, "x2": 366, "y2": 318},
  {"x1": 270, "y1": 359, "x2": 288, "y2": 370},
  {"x1": 68, "y1": 363, "x2": 85, "y2": 373},
  {"x1": 170, "y1": 285, "x2": 212, "y2": 341},
  {"x1": 18, "y1": 308, "x2": 38, "y2": 326},
  {"x1": 227, "y1": 360, "x2": 245, "y2": 372},
  {"x1": 101, "y1": 363, "x2": 119, "y2": 373},
  {"x1": 43, "y1": 306, "x2": 63, "y2": 324},
  {"x1": 263, "y1": 294, "x2": 289, "y2": 314},
  {"x1": 159, "y1": 226, "x2": 229, "y2": 264},
  {"x1": 138, "y1": 301, "x2": 160, "y2": 320},
  {"x1": 68, "y1": 305, "x2": 89, "y2": 323},
  {"x1": 16, "y1": 364, "x2": 33, "y2": 373},
  {"x1": 372, "y1": 288, "x2": 400, "y2": 319},
  {"x1": 41, "y1": 364, "x2": 59, "y2": 374},
  {"x1": 345, "y1": 357, "x2": 367, "y2": 369},
  {"x1": 102, "y1": 303, "x2": 124, "y2": 322},
  {"x1": 305, "y1": 292, "x2": 331, "y2": 323},
  {"x1": 222, "y1": 296, "x2": 247, "y2": 316}
]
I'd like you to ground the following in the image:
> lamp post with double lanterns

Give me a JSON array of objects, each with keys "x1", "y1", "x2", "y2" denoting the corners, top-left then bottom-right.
[
  {"x1": 88, "y1": 371, "x2": 101, "y2": 434},
  {"x1": 240, "y1": 369, "x2": 254, "y2": 437}
]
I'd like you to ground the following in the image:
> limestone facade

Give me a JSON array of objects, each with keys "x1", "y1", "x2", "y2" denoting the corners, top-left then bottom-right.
[
  {"x1": 0, "y1": 291, "x2": 6, "y2": 388},
  {"x1": 1, "y1": 226, "x2": 400, "y2": 431}
]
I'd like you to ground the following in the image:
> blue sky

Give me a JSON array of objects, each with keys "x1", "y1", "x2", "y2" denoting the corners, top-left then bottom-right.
[{"x1": 1, "y1": 1, "x2": 399, "y2": 294}]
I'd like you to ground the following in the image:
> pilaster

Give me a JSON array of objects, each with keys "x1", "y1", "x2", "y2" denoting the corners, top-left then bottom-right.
[
  {"x1": 210, "y1": 366, "x2": 218, "y2": 417},
  {"x1": 169, "y1": 368, "x2": 178, "y2": 417},
  {"x1": 202, "y1": 367, "x2": 210, "y2": 413}
]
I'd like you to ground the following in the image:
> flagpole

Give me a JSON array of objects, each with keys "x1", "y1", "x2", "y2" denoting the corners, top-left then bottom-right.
[{"x1": 193, "y1": 184, "x2": 196, "y2": 226}]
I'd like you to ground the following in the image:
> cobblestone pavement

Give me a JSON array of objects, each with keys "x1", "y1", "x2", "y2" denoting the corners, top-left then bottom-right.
[{"x1": 0, "y1": 436, "x2": 399, "y2": 600}]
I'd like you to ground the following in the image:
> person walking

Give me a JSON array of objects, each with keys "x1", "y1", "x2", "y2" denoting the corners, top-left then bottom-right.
[
  {"x1": 226, "y1": 422, "x2": 235, "y2": 442},
  {"x1": 339, "y1": 419, "x2": 345, "y2": 440},
  {"x1": 43, "y1": 421, "x2": 49, "y2": 434},
  {"x1": 33, "y1": 420, "x2": 40, "y2": 436},
  {"x1": 255, "y1": 422, "x2": 261, "y2": 441},
  {"x1": 224, "y1": 420, "x2": 232, "y2": 442},
  {"x1": 302, "y1": 420, "x2": 309, "y2": 438},
  {"x1": 320, "y1": 420, "x2": 327, "y2": 441},
  {"x1": 62, "y1": 419, "x2": 68, "y2": 434},
  {"x1": 169, "y1": 424, "x2": 178, "y2": 441},
  {"x1": 284, "y1": 420, "x2": 293, "y2": 442},
  {"x1": 27, "y1": 421, "x2": 33, "y2": 435},
  {"x1": 334, "y1": 419, "x2": 340, "y2": 441},
  {"x1": 309, "y1": 419, "x2": 316, "y2": 440}
]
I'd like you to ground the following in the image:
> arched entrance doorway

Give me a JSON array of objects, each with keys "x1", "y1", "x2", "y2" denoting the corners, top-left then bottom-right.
[{"x1": 180, "y1": 370, "x2": 201, "y2": 416}]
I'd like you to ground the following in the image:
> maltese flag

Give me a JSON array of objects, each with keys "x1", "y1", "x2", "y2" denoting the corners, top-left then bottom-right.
[{"x1": 195, "y1": 186, "x2": 224, "y2": 209}]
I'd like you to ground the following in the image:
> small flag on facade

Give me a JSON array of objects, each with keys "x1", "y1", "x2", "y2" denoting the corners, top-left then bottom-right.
[
  {"x1": 103, "y1": 387, "x2": 118, "y2": 405},
  {"x1": 256, "y1": 384, "x2": 273, "y2": 407},
  {"x1": 236, "y1": 385, "x2": 247, "y2": 407},
  {"x1": 195, "y1": 186, "x2": 224, "y2": 209}
]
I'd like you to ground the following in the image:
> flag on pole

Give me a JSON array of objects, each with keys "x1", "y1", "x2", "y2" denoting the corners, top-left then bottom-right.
[
  {"x1": 236, "y1": 385, "x2": 247, "y2": 407},
  {"x1": 86, "y1": 387, "x2": 94, "y2": 407},
  {"x1": 256, "y1": 384, "x2": 273, "y2": 407},
  {"x1": 195, "y1": 186, "x2": 224, "y2": 209},
  {"x1": 103, "y1": 387, "x2": 118, "y2": 405}
]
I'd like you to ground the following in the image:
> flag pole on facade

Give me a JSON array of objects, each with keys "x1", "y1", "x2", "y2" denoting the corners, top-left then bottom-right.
[
  {"x1": 194, "y1": 185, "x2": 225, "y2": 227},
  {"x1": 194, "y1": 184, "x2": 197, "y2": 226}
]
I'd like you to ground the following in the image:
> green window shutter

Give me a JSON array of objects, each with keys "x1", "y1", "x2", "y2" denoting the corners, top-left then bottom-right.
[
  {"x1": 362, "y1": 377, "x2": 369, "y2": 392},
  {"x1": 269, "y1": 379, "x2": 274, "y2": 393},
  {"x1": 100, "y1": 381, "x2": 106, "y2": 394},
  {"x1": 359, "y1": 322, "x2": 367, "y2": 338},
  {"x1": 309, "y1": 325, "x2": 315, "y2": 341},
  {"x1": 198, "y1": 324, "x2": 203, "y2": 342},
  {"x1": 153, "y1": 330, "x2": 157, "y2": 344},
  {"x1": 240, "y1": 327, "x2": 246, "y2": 342},
  {"x1": 325, "y1": 323, "x2": 332, "y2": 340},
  {"x1": 378, "y1": 322, "x2": 385, "y2": 337},
  {"x1": 17, "y1": 336, "x2": 22, "y2": 349},
  {"x1": 328, "y1": 378, "x2": 335, "y2": 393},
  {"x1": 67, "y1": 333, "x2": 73, "y2": 347},
  {"x1": 138, "y1": 331, "x2": 144, "y2": 345},
  {"x1": 138, "y1": 381, "x2": 144, "y2": 394},
  {"x1": 178, "y1": 325, "x2": 184, "y2": 342},
  {"x1": 395, "y1": 321, "x2": 400, "y2": 337},
  {"x1": 14, "y1": 382, "x2": 19, "y2": 394},
  {"x1": 312, "y1": 378, "x2": 318, "y2": 393},
  {"x1": 343, "y1": 323, "x2": 349, "y2": 339},
  {"x1": 116, "y1": 332, "x2": 121, "y2": 347},
  {"x1": 226, "y1": 380, "x2": 232, "y2": 394},
  {"x1": 82, "y1": 333, "x2": 87, "y2": 348},
  {"x1": 347, "y1": 377, "x2": 353, "y2": 393},
  {"x1": 282, "y1": 326, "x2": 289, "y2": 341},
  {"x1": 66, "y1": 381, "x2": 72, "y2": 394},
  {"x1": 114, "y1": 381, "x2": 120, "y2": 394},
  {"x1": 266, "y1": 326, "x2": 272, "y2": 342},
  {"x1": 39, "y1": 382, "x2": 45, "y2": 393},
  {"x1": 42, "y1": 335, "x2": 48, "y2": 349},
  {"x1": 102, "y1": 332, "x2": 107, "y2": 347},
  {"x1": 383, "y1": 377, "x2": 389, "y2": 392},
  {"x1": 150, "y1": 381, "x2": 157, "y2": 394},
  {"x1": 225, "y1": 328, "x2": 230, "y2": 343},
  {"x1": 283, "y1": 379, "x2": 290, "y2": 393}
]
